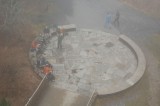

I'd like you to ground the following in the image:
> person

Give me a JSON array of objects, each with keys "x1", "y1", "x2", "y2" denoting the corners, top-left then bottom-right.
[
  {"x1": 57, "y1": 28, "x2": 65, "y2": 49},
  {"x1": 31, "y1": 40, "x2": 40, "y2": 52},
  {"x1": 57, "y1": 33, "x2": 64, "y2": 49},
  {"x1": 37, "y1": 56, "x2": 46, "y2": 68},
  {"x1": 104, "y1": 12, "x2": 112, "y2": 29},
  {"x1": 113, "y1": 11, "x2": 120, "y2": 28},
  {"x1": 43, "y1": 64, "x2": 55, "y2": 81},
  {"x1": 42, "y1": 26, "x2": 50, "y2": 45},
  {"x1": 43, "y1": 26, "x2": 50, "y2": 37}
]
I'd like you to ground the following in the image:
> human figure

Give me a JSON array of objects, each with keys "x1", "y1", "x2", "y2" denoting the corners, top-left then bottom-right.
[
  {"x1": 31, "y1": 40, "x2": 40, "y2": 52},
  {"x1": 113, "y1": 11, "x2": 120, "y2": 28},
  {"x1": 37, "y1": 56, "x2": 46, "y2": 68},
  {"x1": 43, "y1": 26, "x2": 50, "y2": 37},
  {"x1": 57, "y1": 33, "x2": 64, "y2": 49},
  {"x1": 57, "y1": 28, "x2": 65, "y2": 49},
  {"x1": 43, "y1": 64, "x2": 55, "y2": 81},
  {"x1": 104, "y1": 12, "x2": 112, "y2": 29},
  {"x1": 42, "y1": 26, "x2": 49, "y2": 46}
]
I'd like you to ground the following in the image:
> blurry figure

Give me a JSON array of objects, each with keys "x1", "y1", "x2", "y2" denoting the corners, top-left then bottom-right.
[
  {"x1": 43, "y1": 64, "x2": 52, "y2": 74},
  {"x1": 113, "y1": 11, "x2": 120, "y2": 28},
  {"x1": 43, "y1": 26, "x2": 50, "y2": 36},
  {"x1": 37, "y1": 56, "x2": 46, "y2": 68},
  {"x1": 43, "y1": 64, "x2": 55, "y2": 81},
  {"x1": 55, "y1": 25, "x2": 74, "y2": 49},
  {"x1": 104, "y1": 12, "x2": 112, "y2": 29},
  {"x1": 57, "y1": 28, "x2": 65, "y2": 49},
  {"x1": 57, "y1": 34, "x2": 64, "y2": 49},
  {"x1": 31, "y1": 40, "x2": 40, "y2": 52},
  {"x1": 43, "y1": 26, "x2": 50, "y2": 45},
  {"x1": 42, "y1": 34, "x2": 47, "y2": 45}
]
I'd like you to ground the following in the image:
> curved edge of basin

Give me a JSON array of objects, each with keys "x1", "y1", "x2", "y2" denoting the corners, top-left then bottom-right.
[{"x1": 97, "y1": 34, "x2": 146, "y2": 95}]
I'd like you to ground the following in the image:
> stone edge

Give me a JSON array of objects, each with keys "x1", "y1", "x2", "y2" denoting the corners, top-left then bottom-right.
[{"x1": 97, "y1": 34, "x2": 146, "y2": 95}]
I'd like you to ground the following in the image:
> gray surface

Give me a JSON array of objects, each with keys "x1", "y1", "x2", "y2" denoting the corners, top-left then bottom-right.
[
  {"x1": 49, "y1": 0, "x2": 160, "y2": 105},
  {"x1": 30, "y1": 0, "x2": 160, "y2": 105},
  {"x1": 37, "y1": 85, "x2": 89, "y2": 106},
  {"x1": 43, "y1": 29, "x2": 138, "y2": 95}
]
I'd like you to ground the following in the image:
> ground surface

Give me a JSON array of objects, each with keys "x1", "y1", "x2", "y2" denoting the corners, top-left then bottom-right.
[
  {"x1": 122, "y1": 0, "x2": 160, "y2": 19},
  {"x1": 43, "y1": 29, "x2": 137, "y2": 96},
  {"x1": 37, "y1": 85, "x2": 89, "y2": 106},
  {"x1": 38, "y1": 0, "x2": 160, "y2": 106},
  {"x1": 0, "y1": 0, "x2": 50, "y2": 105},
  {"x1": 0, "y1": 32, "x2": 41, "y2": 106},
  {"x1": 0, "y1": 0, "x2": 160, "y2": 106}
]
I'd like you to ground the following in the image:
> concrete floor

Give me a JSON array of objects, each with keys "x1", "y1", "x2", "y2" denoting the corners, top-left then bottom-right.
[
  {"x1": 43, "y1": 29, "x2": 137, "y2": 96},
  {"x1": 36, "y1": 0, "x2": 160, "y2": 106},
  {"x1": 37, "y1": 84, "x2": 89, "y2": 106}
]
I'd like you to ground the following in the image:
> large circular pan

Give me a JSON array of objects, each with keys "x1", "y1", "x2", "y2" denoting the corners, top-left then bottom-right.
[
  {"x1": 29, "y1": 28, "x2": 146, "y2": 96},
  {"x1": 42, "y1": 29, "x2": 146, "y2": 95}
]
